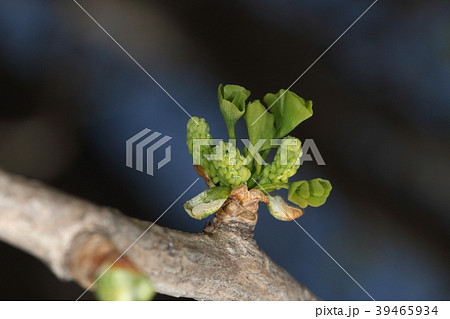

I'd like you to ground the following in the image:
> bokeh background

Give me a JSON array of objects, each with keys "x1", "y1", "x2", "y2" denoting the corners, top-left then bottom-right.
[{"x1": 0, "y1": 0, "x2": 449, "y2": 300}]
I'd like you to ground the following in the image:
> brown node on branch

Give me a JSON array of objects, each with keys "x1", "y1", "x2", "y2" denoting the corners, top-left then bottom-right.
[
  {"x1": 205, "y1": 185, "x2": 269, "y2": 235},
  {"x1": 69, "y1": 233, "x2": 138, "y2": 289}
]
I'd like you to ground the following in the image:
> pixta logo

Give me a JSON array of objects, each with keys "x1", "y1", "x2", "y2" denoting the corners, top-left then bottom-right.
[
  {"x1": 192, "y1": 138, "x2": 325, "y2": 166},
  {"x1": 126, "y1": 128, "x2": 172, "y2": 176}
]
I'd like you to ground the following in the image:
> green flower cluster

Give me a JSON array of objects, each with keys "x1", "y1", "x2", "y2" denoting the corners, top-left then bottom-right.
[
  {"x1": 210, "y1": 141, "x2": 251, "y2": 187},
  {"x1": 186, "y1": 116, "x2": 212, "y2": 155},
  {"x1": 186, "y1": 117, "x2": 251, "y2": 187},
  {"x1": 186, "y1": 116, "x2": 216, "y2": 182},
  {"x1": 259, "y1": 136, "x2": 302, "y2": 185}
]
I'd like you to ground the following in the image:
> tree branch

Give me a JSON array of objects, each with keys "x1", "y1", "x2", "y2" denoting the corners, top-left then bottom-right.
[{"x1": 0, "y1": 169, "x2": 318, "y2": 300}]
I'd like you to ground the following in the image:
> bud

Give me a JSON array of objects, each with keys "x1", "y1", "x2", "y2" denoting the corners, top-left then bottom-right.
[
  {"x1": 184, "y1": 186, "x2": 231, "y2": 219},
  {"x1": 95, "y1": 264, "x2": 155, "y2": 301},
  {"x1": 266, "y1": 195, "x2": 304, "y2": 221}
]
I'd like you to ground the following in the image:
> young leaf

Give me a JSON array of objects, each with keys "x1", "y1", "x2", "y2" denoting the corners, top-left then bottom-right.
[
  {"x1": 263, "y1": 89, "x2": 313, "y2": 138},
  {"x1": 288, "y1": 178, "x2": 332, "y2": 208},
  {"x1": 218, "y1": 84, "x2": 251, "y2": 139},
  {"x1": 184, "y1": 186, "x2": 231, "y2": 219},
  {"x1": 244, "y1": 100, "x2": 276, "y2": 151}
]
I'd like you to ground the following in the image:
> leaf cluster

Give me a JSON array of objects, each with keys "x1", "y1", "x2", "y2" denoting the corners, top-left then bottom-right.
[{"x1": 185, "y1": 84, "x2": 331, "y2": 221}]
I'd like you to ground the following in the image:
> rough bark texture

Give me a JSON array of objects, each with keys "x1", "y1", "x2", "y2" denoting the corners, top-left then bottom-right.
[{"x1": 0, "y1": 169, "x2": 318, "y2": 300}]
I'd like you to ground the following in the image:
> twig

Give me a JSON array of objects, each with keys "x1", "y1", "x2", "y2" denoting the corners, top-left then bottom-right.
[{"x1": 0, "y1": 169, "x2": 318, "y2": 300}]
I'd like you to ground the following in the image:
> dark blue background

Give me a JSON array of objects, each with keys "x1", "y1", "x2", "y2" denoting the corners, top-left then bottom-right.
[{"x1": 0, "y1": 0, "x2": 448, "y2": 300}]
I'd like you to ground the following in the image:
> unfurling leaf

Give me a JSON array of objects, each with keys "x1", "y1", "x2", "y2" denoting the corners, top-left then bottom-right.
[
  {"x1": 218, "y1": 84, "x2": 251, "y2": 139},
  {"x1": 184, "y1": 186, "x2": 231, "y2": 219},
  {"x1": 264, "y1": 89, "x2": 313, "y2": 138},
  {"x1": 244, "y1": 100, "x2": 276, "y2": 151},
  {"x1": 288, "y1": 178, "x2": 332, "y2": 208},
  {"x1": 266, "y1": 195, "x2": 303, "y2": 221}
]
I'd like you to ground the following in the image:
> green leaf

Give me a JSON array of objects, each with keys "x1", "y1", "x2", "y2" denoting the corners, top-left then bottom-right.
[
  {"x1": 244, "y1": 100, "x2": 276, "y2": 151},
  {"x1": 263, "y1": 89, "x2": 313, "y2": 138},
  {"x1": 218, "y1": 84, "x2": 251, "y2": 139},
  {"x1": 183, "y1": 186, "x2": 231, "y2": 219},
  {"x1": 288, "y1": 178, "x2": 332, "y2": 208}
]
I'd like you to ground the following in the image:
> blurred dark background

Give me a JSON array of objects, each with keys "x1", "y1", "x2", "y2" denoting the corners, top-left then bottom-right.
[{"x1": 0, "y1": 0, "x2": 449, "y2": 300}]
